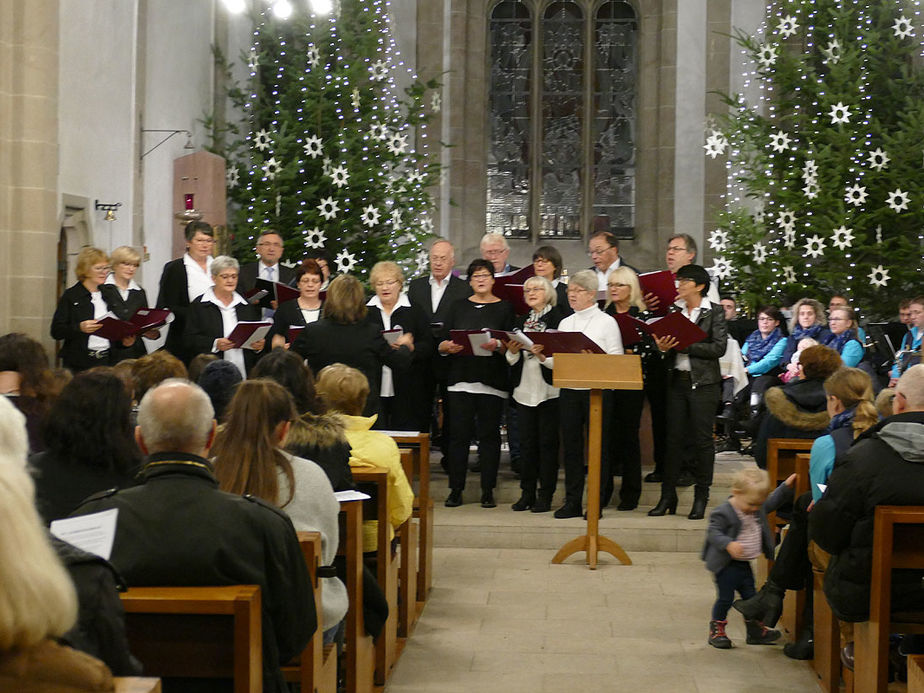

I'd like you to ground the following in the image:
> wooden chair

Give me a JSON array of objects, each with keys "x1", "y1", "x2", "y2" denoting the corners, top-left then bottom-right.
[
  {"x1": 779, "y1": 452, "x2": 811, "y2": 640},
  {"x1": 338, "y1": 497, "x2": 375, "y2": 693},
  {"x1": 853, "y1": 506, "x2": 924, "y2": 692},
  {"x1": 397, "y1": 448, "x2": 420, "y2": 638},
  {"x1": 352, "y1": 467, "x2": 399, "y2": 685},
  {"x1": 120, "y1": 584, "x2": 262, "y2": 693},
  {"x1": 282, "y1": 531, "x2": 338, "y2": 693},
  {"x1": 388, "y1": 431, "x2": 432, "y2": 603}
]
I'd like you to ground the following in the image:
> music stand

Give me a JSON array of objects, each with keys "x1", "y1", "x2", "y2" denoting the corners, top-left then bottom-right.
[{"x1": 552, "y1": 353, "x2": 643, "y2": 569}]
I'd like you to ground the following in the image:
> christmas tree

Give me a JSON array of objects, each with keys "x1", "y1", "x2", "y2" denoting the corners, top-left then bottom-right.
[
  {"x1": 209, "y1": 0, "x2": 443, "y2": 282},
  {"x1": 704, "y1": 0, "x2": 924, "y2": 318}
]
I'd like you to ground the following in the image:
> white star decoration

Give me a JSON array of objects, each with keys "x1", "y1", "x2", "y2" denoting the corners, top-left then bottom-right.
[
  {"x1": 253, "y1": 129, "x2": 272, "y2": 151},
  {"x1": 831, "y1": 226, "x2": 854, "y2": 251},
  {"x1": 226, "y1": 166, "x2": 240, "y2": 189},
  {"x1": 868, "y1": 265, "x2": 890, "y2": 288},
  {"x1": 303, "y1": 135, "x2": 323, "y2": 159},
  {"x1": 777, "y1": 15, "x2": 799, "y2": 38},
  {"x1": 845, "y1": 183, "x2": 868, "y2": 207},
  {"x1": 303, "y1": 227, "x2": 327, "y2": 249},
  {"x1": 782, "y1": 227, "x2": 796, "y2": 249},
  {"x1": 776, "y1": 210, "x2": 796, "y2": 231},
  {"x1": 876, "y1": 225, "x2": 883, "y2": 244},
  {"x1": 369, "y1": 122, "x2": 389, "y2": 142},
  {"x1": 803, "y1": 182, "x2": 820, "y2": 199},
  {"x1": 804, "y1": 235, "x2": 826, "y2": 258},
  {"x1": 708, "y1": 257, "x2": 732, "y2": 280},
  {"x1": 329, "y1": 164, "x2": 350, "y2": 189},
  {"x1": 893, "y1": 16, "x2": 914, "y2": 40},
  {"x1": 351, "y1": 88, "x2": 360, "y2": 109},
  {"x1": 708, "y1": 229, "x2": 729, "y2": 252},
  {"x1": 322, "y1": 158, "x2": 333, "y2": 177},
  {"x1": 416, "y1": 249, "x2": 429, "y2": 274},
  {"x1": 387, "y1": 132, "x2": 409, "y2": 156},
  {"x1": 829, "y1": 102, "x2": 851, "y2": 125},
  {"x1": 821, "y1": 38, "x2": 841, "y2": 65},
  {"x1": 431, "y1": 92, "x2": 441, "y2": 113},
  {"x1": 753, "y1": 242, "x2": 768, "y2": 265},
  {"x1": 756, "y1": 44, "x2": 778, "y2": 70},
  {"x1": 887, "y1": 188, "x2": 911, "y2": 212},
  {"x1": 369, "y1": 59, "x2": 388, "y2": 81},
  {"x1": 802, "y1": 159, "x2": 818, "y2": 180},
  {"x1": 306, "y1": 44, "x2": 321, "y2": 69},
  {"x1": 317, "y1": 197, "x2": 339, "y2": 220},
  {"x1": 704, "y1": 131, "x2": 728, "y2": 159},
  {"x1": 782, "y1": 266, "x2": 797, "y2": 284},
  {"x1": 769, "y1": 130, "x2": 791, "y2": 152},
  {"x1": 247, "y1": 49, "x2": 259, "y2": 70},
  {"x1": 262, "y1": 157, "x2": 281, "y2": 180},
  {"x1": 407, "y1": 170, "x2": 424, "y2": 186},
  {"x1": 867, "y1": 147, "x2": 890, "y2": 172},
  {"x1": 420, "y1": 215, "x2": 434, "y2": 234},
  {"x1": 361, "y1": 205, "x2": 381, "y2": 227},
  {"x1": 390, "y1": 208, "x2": 402, "y2": 230},
  {"x1": 335, "y1": 249, "x2": 357, "y2": 273}
]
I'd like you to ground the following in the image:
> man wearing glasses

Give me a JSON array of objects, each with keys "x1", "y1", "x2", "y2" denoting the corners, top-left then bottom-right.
[
  {"x1": 587, "y1": 230, "x2": 638, "y2": 291},
  {"x1": 480, "y1": 232, "x2": 519, "y2": 275},
  {"x1": 156, "y1": 220, "x2": 217, "y2": 364},
  {"x1": 238, "y1": 231, "x2": 296, "y2": 303}
]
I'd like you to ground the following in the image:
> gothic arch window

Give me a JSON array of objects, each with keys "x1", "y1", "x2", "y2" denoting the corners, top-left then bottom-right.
[{"x1": 486, "y1": 0, "x2": 638, "y2": 241}]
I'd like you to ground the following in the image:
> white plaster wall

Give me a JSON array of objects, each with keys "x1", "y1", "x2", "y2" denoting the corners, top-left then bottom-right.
[
  {"x1": 58, "y1": 0, "x2": 140, "y2": 264},
  {"x1": 674, "y1": 0, "x2": 707, "y2": 253}
]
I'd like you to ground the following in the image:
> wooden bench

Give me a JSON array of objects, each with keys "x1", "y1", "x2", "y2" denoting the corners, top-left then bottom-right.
[
  {"x1": 338, "y1": 497, "x2": 375, "y2": 693},
  {"x1": 813, "y1": 565, "x2": 841, "y2": 692},
  {"x1": 113, "y1": 678, "x2": 161, "y2": 693},
  {"x1": 910, "y1": 653, "x2": 924, "y2": 693},
  {"x1": 398, "y1": 448, "x2": 420, "y2": 638},
  {"x1": 352, "y1": 467, "x2": 399, "y2": 685},
  {"x1": 778, "y1": 452, "x2": 812, "y2": 640},
  {"x1": 119, "y1": 584, "x2": 262, "y2": 693},
  {"x1": 282, "y1": 531, "x2": 338, "y2": 693},
  {"x1": 387, "y1": 431, "x2": 432, "y2": 603},
  {"x1": 853, "y1": 506, "x2": 924, "y2": 692}
]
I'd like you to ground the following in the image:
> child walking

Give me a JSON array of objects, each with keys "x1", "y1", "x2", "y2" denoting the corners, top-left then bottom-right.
[{"x1": 702, "y1": 467, "x2": 795, "y2": 648}]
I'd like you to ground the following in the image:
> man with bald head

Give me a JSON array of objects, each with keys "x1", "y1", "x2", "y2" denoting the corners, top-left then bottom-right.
[{"x1": 71, "y1": 379, "x2": 315, "y2": 692}]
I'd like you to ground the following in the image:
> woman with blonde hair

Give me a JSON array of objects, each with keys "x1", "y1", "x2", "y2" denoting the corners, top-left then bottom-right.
[
  {"x1": 101, "y1": 246, "x2": 159, "y2": 362},
  {"x1": 0, "y1": 462, "x2": 113, "y2": 689},
  {"x1": 822, "y1": 306, "x2": 864, "y2": 368},
  {"x1": 212, "y1": 378, "x2": 348, "y2": 644},
  {"x1": 779, "y1": 297, "x2": 830, "y2": 366}
]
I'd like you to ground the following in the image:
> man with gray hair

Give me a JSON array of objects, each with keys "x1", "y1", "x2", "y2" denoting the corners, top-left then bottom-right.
[
  {"x1": 71, "y1": 379, "x2": 315, "y2": 692},
  {"x1": 480, "y1": 232, "x2": 519, "y2": 274}
]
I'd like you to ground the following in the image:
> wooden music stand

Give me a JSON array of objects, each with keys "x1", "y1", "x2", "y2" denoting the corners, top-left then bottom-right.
[{"x1": 551, "y1": 353, "x2": 643, "y2": 570}]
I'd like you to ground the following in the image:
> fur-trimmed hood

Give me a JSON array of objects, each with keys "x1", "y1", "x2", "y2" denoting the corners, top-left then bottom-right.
[
  {"x1": 764, "y1": 382, "x2": 830, "y2": 432},
  {"x1": 285, "y1": 411, "x2": 349, "y2": 449}
]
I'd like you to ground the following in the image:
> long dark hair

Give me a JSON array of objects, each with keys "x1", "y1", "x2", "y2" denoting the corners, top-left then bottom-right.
[
  {"x1": 42, "y1": 372, "x2": 142, "y2": 473},
  {"x1": 212, "y1": 379, "x2": 297, "y2": 507},
  {"x1": 250, "y1": 348, "x2": 324, "y2": 415},
  {"x1": 0, "y1": 333, "x2": 56, "y2": 407}
]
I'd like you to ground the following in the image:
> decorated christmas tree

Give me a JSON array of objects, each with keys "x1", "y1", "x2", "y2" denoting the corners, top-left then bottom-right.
[
  {"x1": 209, "y1": 0, "x2": 442, "y2": 282},
  {"x1": 704, "y1": 0, "x2": 924, "y2": 318}
]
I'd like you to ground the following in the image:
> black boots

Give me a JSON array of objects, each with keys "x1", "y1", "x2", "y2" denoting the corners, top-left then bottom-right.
[
  {"x1": 708, "y1": 620, "x2": 732, "y2": 649},
  {"x1": 688, "y1": 487, "x2": 708, "y2": 520},
  {"x1": 733, "y1": 578, "x2": 785, "y2": 626},
  {"x1": 745, "y1": 619, "x2": 781, "y2": 645},
  {"x1": 445, "y1": 489, "x2": 462, "y2": 507},
  {"x1": 648, "y1": 491, "x2": 678, "y2": 516},
  {"x1": 480, "y1": 489, "x2": 496, "y2": 508},
  {"x1": 511, "y1": 491, "x2": 535, "y2": 511},
  {"x1": 531, "y1": 492, "x2": 552, "y2": 513},
  {"x1": 784, "y1": 625, "x2": 814, "y2": 660}
]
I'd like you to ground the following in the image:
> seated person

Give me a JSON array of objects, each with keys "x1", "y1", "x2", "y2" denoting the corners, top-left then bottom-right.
[
  {"x1": 69, "y1": 379, "x2": 315, "y2": 693},
  {"x1": 809, "y1": 364, "x2": 924, "y2": 669},
  {"x1": 131, "y1": 350, "x2": 188, "y2": 401},
  {"x1": 315, "y1": 363, "x2": 414, "y2": 551},
  {"x1": 753, "y1": 345, "x2": 842, "y2": 469},
  {"x1": 197, "y1": 359, "x2": 242, "y2": 422}
]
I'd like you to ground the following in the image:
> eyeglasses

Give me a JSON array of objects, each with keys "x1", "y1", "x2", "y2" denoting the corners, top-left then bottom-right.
[
  {"x1": 588, "y1": 248, "x2": 611, "y2": 257},
  {"x1": 666, "y1": 245, "x2": 688, "y2": 253},
  {"x1": 119, "y1": 262, "x2": 140, "y2": 268},
  {"x1": 757, "y1": 316, "x2": 776, "y2": 322},
  {"x1": 677, "y1": 277, "x2": 696, "y2": 284},
  {"x1": 217, "y1": 273, "x2": 238, "y2": 281},
  {"x1": 481, "y1": 248, "x2": 507, "y2": 257},
  {"x1": 608, "y1": 282, "x2": 629, "y2": 288},
  {"x1": 567, "y1": 287, "x2": 593, "y2": 294},
  {"x1": 375, "y1": 279, "x2": 400, "y2": 288},
  {"x1": 92, "y1": 265, "x2": 111, "y2": 272},
  {"x1": 523, "y1": 287, "x2": 545, "y2": 293},
  {"x1": 470, "y1": 273, "x2": 493, "y2": 280}
]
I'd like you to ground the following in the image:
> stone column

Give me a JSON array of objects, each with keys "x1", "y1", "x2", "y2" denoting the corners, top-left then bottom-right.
[{"x1": 0, "y1": 0, "x2": 59, "y2": 343}]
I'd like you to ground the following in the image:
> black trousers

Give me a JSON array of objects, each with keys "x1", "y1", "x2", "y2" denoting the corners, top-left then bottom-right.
[
  {"x1": 644, "y1": 358, "x2": 668, "y2": 473},
  {"x1": 516, "y1": 398, "x2": 560, "y2": 497},
  {"x1": 447, "y1": 391, "x2": 503, "y2": 492},
  {"x1": 603, "y1": 388, "x2": 645, "y2": 506},
  {"x1": 560, "y1": 389, "x2": 613, "y2": 507},
  {"x1": 662, "y1": 372, "x2": 720, "y2": 494}
]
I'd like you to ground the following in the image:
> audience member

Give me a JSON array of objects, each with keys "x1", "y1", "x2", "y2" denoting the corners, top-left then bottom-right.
[
  {"x1": 269, "y1": 258, "x2": 325, "y2": 349},
  {"x1": 101, "y1": 245, "x2": 158, "y2": 362},
  {"x1": 721, "y1": 296, "x2": 757, "y2": 347},
  {"x1": 131, "y1": 350, "x2": 188, "y2": 401},
  {"x1": 779, "y1": 297, "x2": 831, "y2": 367},
  {"x1": 30, "y1": 371, "x2": 142, "y2": 522},
  {"x1": 889, "y1": 295, "x2": 923, "y2": 386},
  {"x1": 70, "y1": 379, "x2": 315, "y2": 692},
  {"x1": 197, "y1": 359, "x2": 243, "y2": 421},
  {"x1": 0, "y1": 332, "x2": 57, "y2": 453},
  {"x1": 898, "y1": 297, "x2": 914, "y2": 326},
  {"x1": 156, "y1": 220, "x2": 215, "y2": 364},
  {"x1": 187, "y1": 352, "x2": 219, "y2": 383},
  {"x1": 823, "y1": 305, "x2": 863, "y2": 367},
  {"x1": 212, "y1": 379, "x2": 348, "y2": 645}
]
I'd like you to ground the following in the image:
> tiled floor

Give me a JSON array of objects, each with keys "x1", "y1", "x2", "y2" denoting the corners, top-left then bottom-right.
[{"x1": 386, "y1": 548, "x2": 821, "y2": 692}]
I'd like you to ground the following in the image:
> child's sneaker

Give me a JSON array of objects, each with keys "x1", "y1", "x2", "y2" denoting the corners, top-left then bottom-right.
[
  {"x1": 709, "y1": 620, "x2": 733, "y2": 649},
  {"x1": 745, "y1": 619, "x2": 781, "y2": 645}
]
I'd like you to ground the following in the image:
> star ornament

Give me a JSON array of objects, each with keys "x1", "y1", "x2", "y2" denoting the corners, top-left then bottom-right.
[
  {"x1": 821, "y1": 38, "x2": 842, "y2": 65},
  {"x1": 369, "y1": 122, "x2": 389, "y2": 142},
  {"x1": 845, "y1": 183, "x2": 868, "y2": 207},
  {"x1": 420, "y1": 215, "x2": 434, "y2": 234},
  {"x1": 262, "y1": 156, "x2": 282, "y2": 180},
  {"x1": 361, "y1": 205, "x2": 381, "y2": 227},
  {"x1": 803, "y1": 182, "x2": 820, "y2": 200},
  {"x1": 416, "y1": 249, "x2": 429, "y2": 274},
  {"x1": 317, "y1": 196, "x2": 339, "y2": 220},
  {"x1": 893, "y1": 16, "x2": 915, "y2": 40},
  {"x1": 804, "y1": 234, "x2": 826, "y2": 258},
  {"x1": 431, "y1": 91, "x2": 442, "y2": 113},
  {"x1": 769, "y1": 130, "x2": 791, "y2": 153},
  {"x1": 306, "y1": 44, "x2": 321, "y2": 69},
  {"x1": 776, "y1": 210, "x2": 796, "y2": 231},
  {"x1": 887, "y1": 188, "x2": 911, "y2": 212},
  {"x1": 777, "y1": 15, "x2": 799, "y2": 38},
  {"x1": 868, "y1": 264, "x2": 890, "y2": 288},
  {"x1": 708, "y1": 257, "x2": 732, "y2": 280},
  {"x1": 226, "y1": 165, "x2": 240, "y2": 189},
  {"x1": 390, "y1": 208, "x2": 402, "y2": 230},
  {"x1": 303, "y1": 227, "x2": 327, "y2": 249},
  {"x1": 831, "y1": 225, "x2": 855, "y2": 251},
  {"x1": 351, "y1": 88, "x2": 361, "y2": 109},
  {"x1": 704, "y1": 131, "x2": 728, "y2": 159},
  {"x1": 782, "y1": 227, "x2": 796, "y2": 249},
  {"x1": 867, "y1": 147, "x2": 890, "y2": 172},
  {"x1": 753, "y1": 242, "x2": 768, "y2": 265},
  {"x1": 369, "y1": 59, "x2": 388, "y2": 81},
  {"x1": 782, "y1": 265, "x2": 798, "y2": 284},
  {"x1": 387, "y1": 132, "x2": 409, "y2": 156},
  {"x1": 829, "y1": 102, "x2": 851, "y2": 125},
  {"x1": 253, "y1": 129, "x2": 272, "y2": 152},
  {"x1": 329, "y1": 164, "x2": 350, "y2": 189},
  {"x1": 708, "y1": 229, "x2": 729, "y2": 252},
  {"x1": 335, "y1": 249, "x2": 358, "y2": 274},
  {"x1": 802, "y1": 159, "x2": 818, "y2": 179},
  {"x1": 756, "y1": 44, "x2": 778, "y2": 70},
  {"x1": 303, "y1": 134, "x2": 323, "y2": 159}
]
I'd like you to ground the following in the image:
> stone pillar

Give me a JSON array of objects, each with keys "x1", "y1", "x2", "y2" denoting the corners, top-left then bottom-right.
[{"x1": 0, "y1": 0, "x2": 59, "y2": 343}]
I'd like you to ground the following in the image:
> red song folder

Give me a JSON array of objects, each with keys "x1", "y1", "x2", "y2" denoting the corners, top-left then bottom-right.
[
  {"x1": 640, "y1": 311, "x2": 708, "y2": 351},
  {"x1": 227, "y1": 321, "x2": 273, "y2": 349},
  {"x1": 246, "y1": 279, "x2": 299, "y2": 309},
  {"x1": 522, "y1": 331, "x2": 605, "y2": 355},
  {"x1": 638, "y1": 270, "x2": 678, "y2": 316}
]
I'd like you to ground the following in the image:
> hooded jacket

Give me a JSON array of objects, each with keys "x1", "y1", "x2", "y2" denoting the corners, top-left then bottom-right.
[
  {"x1": 809, "y1": 411, "x2": 924, "y2": 622},
  {"x1": 284, "y1": 411, "x2": 354, "y2": 491},
  {"x1": 753, "y1": 378, "x2": 830, "y2": 468}
]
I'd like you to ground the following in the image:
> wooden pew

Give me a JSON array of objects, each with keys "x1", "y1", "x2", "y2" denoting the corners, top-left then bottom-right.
[
  {"x1": 282, "y1": 531, "x2": 338, "y2": 693},
  {"x1": 119, "y1": 584, "x2": 262, "y2": 693},
  {"x1": 387, "y1": 431, "x2": 432, "y2": 603},
  {"x1": 352, "y1": 467, "x2": 399, "y2": 685},
  {"x1": 338, "y1": 497, "x2": 375, "y2": 693},
  {"x1": 398, "y1": 448, "x2": 420, "y2": 638},
  {"x1": 813, "y1": 566, "x2": 841, "y2": 692},
  {"x1": 779, "y1": 452, "x2": 811, "y2": 640},
  {"x1": 853, "y1": 506, "x2": 924, "y2": 692},
  {"x1": 113, "y1": 678, "x2": 162, "y2": 693}
]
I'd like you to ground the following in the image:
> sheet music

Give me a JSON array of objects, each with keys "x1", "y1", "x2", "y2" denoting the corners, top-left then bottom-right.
[{"x1": 50, "y1": 509, "x2": 119, "y2": 560}]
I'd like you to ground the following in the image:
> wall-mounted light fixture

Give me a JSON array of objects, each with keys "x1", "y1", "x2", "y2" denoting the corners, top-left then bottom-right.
[
  {"x1": 141, "y1": 129, "x2": 195, "y2": 159},
  {"x1": 95, "y1": 200, "x2": 122, "y2": 222}
]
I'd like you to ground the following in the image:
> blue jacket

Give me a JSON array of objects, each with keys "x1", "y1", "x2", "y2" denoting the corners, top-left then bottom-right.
[{"x1": 702, "y1": 481, "x2": 792, "y2": 573}]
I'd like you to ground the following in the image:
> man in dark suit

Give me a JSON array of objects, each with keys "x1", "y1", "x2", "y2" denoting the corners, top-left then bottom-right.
[
  {"x1": 407, "y1": 240, "x2": 473, "y2": 458},
  {"x1": 237, "y1": 231, "x2": 296, "y2": 318},
  {"x1": 588, "y1": 230, "x2": 639, "y2": 291},
  {"x1": 479, "y1": 232, "x2": 519, "y2": 274}
]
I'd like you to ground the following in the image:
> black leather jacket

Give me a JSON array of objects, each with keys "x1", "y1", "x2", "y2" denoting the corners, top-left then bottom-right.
[{"x1": 662, "y1": 300, "x2": 728, "y2": 388}]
